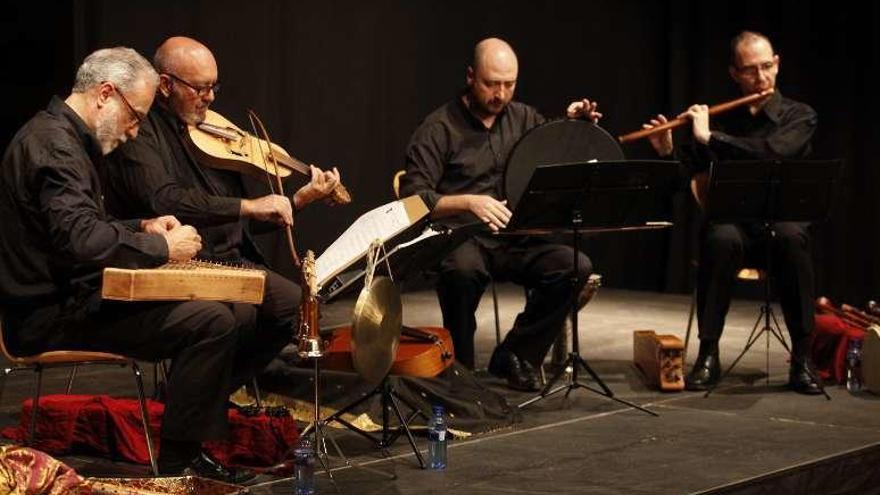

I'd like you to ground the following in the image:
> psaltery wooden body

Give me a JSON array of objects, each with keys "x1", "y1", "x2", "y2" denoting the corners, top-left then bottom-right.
[{"x1": 101, "y1": 260, "x2": 266, "y2": 304}]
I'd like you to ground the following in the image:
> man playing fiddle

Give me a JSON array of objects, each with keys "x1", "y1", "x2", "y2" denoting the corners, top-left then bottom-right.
[
  {"x1": 642, "y1": 31, "x2": 821, "y2": 394},
  {"x1": 103, "y1": 37, "x2": 343, "y2": 400}
]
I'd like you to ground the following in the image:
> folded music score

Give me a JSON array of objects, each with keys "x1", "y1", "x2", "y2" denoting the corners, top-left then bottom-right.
[
  {"x1": 315, "y1": 195, "x2": 428, "y2": 289},
  {"x1": 102, "y1": 260, "x2": 267, "y2": 304}
]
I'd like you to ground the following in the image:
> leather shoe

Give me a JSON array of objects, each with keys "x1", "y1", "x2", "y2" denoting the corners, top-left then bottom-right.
[
  {"x1": 685, "y1": 351, "x2": 721, "y2": 391},
  {"x1": 789, "y1": 358, "x2": 823, "y2": 395},
  {"x1": 182, "y1": 452, "x2": 256, "y2": 485},
  {"x1": 488, "y1": 346, "x2": 540, "y2": 392}
]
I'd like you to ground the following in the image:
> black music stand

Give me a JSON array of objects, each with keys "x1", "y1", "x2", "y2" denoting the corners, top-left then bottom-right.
[
  {"x1": 512, "y1": 159, "x2": 681, "y2": 414},
  {"x1": 701, "y1": 159, "x2": 841, "y2": 399}
]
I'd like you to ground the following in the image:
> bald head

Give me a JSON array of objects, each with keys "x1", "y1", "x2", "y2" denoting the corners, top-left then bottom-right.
[
  {"x1": 466, "y1": 38, "x2": 519, "y2": 119},
  {"x1": 153, "y1": 36, "x2": 218, "y2": 125},
  {"x1": 153, "y1": 36, "x2": 216, "y2": 75},
  {"x1": 472, "y1": 37, "x2": 518, "y2": 75}
]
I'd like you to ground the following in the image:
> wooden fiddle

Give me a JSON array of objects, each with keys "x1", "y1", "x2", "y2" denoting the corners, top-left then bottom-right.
[{"x1": 186, "y1": 110, "x2": 351, "y2": 205}]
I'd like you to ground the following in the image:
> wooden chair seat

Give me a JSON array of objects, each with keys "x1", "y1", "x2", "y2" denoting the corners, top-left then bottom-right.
[{"x1": 4, "y1": 350, "x2": 130, "y2": 366}]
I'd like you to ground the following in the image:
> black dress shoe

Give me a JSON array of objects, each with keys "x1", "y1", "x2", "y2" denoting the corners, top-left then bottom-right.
[
  {"x1": 685, "y1": 352, "x2": 721, "y2": 391},
  {"x1": 182, "y1": 452, "x2": 256, "y2": 485},
  {"x1": 488, "y1": 347, "x2": 540, "y2": 392},
  {"x1": 789, "y1": 358, "x2": 823, "y2": 395}
]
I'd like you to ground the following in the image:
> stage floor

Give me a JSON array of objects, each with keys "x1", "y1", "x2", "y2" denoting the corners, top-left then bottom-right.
[{"x1": 3, "y1": 286, "x2": 880, "y2": 494}]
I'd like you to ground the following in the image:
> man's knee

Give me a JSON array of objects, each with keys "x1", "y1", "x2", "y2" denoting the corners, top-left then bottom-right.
[
  {"x1": 773, "y1": 224, "x2": 809, "y2": 255},
  {"x1": 181, "y1": 301, "x2": 237, "y2": 343},
  {"x1": 704, "y1": 225, "x2": 745, "y2": 258}
]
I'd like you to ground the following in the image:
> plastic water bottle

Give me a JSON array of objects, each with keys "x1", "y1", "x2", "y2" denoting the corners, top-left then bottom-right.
[
  {"x1": 293, "y1": 437, "x2": 316, "y2": 495},
  {"x1": 427, "y1": 405, "x2": 448, "y2": 470},
  {"x1": 846, "y1": 339, "x2": 863, "y2": 393}
]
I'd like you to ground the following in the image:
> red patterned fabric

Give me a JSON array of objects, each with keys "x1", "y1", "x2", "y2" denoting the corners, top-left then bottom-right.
[
  {"x1": 0, "y1": 445, "x2": 85, "y2": 494},
  {"x1": 1, "y1": 395, "x2": 298, "y2": 469},
  {"x1": 812, "y1": 314, "x2": 865, "y2": 383}
]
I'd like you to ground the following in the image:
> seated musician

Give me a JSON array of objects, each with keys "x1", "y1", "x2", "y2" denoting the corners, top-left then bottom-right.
[
  {"x1": 103, "y1": 37, "x2": 339, "y2": 390},
  {"x1": 0, "y1": 47, "x2": 256, "y2": 482},
  {"x1": 399, "y1": 37, "x2": 599, "y2": 391},
  {"x1": 642, "y1": 31, "x2": 821, "y2": 394}
]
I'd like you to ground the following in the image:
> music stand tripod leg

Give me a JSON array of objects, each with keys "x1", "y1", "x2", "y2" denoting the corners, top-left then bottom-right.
[{"x1": 519, "y1": 223, "x2": 657, "y2": 416}]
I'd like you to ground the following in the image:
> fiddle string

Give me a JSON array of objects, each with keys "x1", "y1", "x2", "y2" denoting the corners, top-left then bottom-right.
[{"x1": 247, "y1": 110, "x2": 302, "y2": 268}]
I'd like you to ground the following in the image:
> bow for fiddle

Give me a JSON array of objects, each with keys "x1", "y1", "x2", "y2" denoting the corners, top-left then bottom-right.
[{"x1": 246, "y1": 110, "x2": 302, "y2": 268}]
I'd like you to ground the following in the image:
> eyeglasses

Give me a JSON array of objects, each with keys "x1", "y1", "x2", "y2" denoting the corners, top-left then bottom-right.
[
  {"x1": 110, "y1": 84, "x2": 145, "y2": 125},
  {"x1": 164, "y1": 72, "x2": 221, "y2": 97},
  {"x1": 735, "y1": 60, "x2": 777, "y2": 79}
]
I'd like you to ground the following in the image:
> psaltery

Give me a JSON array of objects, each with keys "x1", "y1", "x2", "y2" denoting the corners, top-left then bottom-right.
[{"x1": 102, "y1": 260, "x2": 266, "y2": 304}]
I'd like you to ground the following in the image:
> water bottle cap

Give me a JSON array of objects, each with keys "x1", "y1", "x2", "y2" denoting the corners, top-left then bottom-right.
[{"x1": 432, "y1": 405, "x2": 445, "y2": 415}]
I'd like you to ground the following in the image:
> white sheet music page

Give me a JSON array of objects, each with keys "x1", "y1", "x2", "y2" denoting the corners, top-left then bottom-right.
[{"x1": 316, "y1": 197, "x2": 425, "y2": 287}]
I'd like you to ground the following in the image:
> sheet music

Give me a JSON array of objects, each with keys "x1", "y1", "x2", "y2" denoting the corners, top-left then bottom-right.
[{"x1": 316, "y1": 197, "x2": 426, "y2": 286}]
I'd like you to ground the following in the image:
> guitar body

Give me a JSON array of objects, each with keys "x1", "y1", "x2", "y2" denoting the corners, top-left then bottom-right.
[{"x1": 324, "y1": 326, "x2": 455, "y2": 378}]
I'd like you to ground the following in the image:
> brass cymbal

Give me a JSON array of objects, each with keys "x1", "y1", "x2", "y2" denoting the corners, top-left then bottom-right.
[{"x1": 351, "y1": 276, "x2": 402, "y2": 386}]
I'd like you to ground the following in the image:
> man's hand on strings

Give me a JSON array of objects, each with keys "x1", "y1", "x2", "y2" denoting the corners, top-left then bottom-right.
[
  {"x1": 680, "y1": 104, "x2": 712, "y2": 145},
  {"x1": 241, "y1": 194, "x2": 293, "y2": 226},
  {"x1": 163, "y1": 225, "x2": 202, "y2": 262},
  {"x1": 294, "y1": 165, "x2": 341, "y2": 208},
  {"x1": 566, "y1": 98, "x2": 603, "y2": 123},
  {"x1": 467, "y1": 194, "x2": 512, "y2": 232},
  {"x1": 141, "y1": 215, "x2": 182, "y2": 234},
  {"x1": 642, "y1": 114, "x2": 674, "y2": 157}
]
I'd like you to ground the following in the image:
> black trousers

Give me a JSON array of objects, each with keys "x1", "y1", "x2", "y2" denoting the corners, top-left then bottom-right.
[
  {"x1": 6, "y1": 268, "x2": 299, "y2": 443},
  {"x1": 696, "y1": 222, "x2": 815, "y2": 352},
  {"x1": 436, "y1": 237, "x2": 592, "y2": 369}
]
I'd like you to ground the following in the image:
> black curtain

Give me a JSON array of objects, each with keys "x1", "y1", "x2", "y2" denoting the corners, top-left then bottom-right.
[{"x1": 3, "y1": 0, "x2": 877, "y2": 304}]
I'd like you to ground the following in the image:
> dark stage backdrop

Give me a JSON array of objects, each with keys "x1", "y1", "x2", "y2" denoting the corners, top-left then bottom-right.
[{"x1": 2, "y1": 1, "x2": 877, "y2": 304}]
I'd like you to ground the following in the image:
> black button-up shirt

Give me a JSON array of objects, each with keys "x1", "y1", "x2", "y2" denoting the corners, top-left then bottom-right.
[
  {"x1": 400, "y1": 96, "x2": 545, "y2": 227},
  {"x1": 103, "y1": 105, "x2": 254, "y2": 262},
  {"x1": 682, "y1": 91, "x2": 817, "y2": 174},
  {"x1": 0, "y1": 97, "x2": 168, "y2": 351}
]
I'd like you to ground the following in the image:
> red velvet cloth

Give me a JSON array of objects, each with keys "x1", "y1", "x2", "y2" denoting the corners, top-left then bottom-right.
[
  {"x1": 812, "y1": 314, "x2": 865, "y2": 383},
  {"x1": 1, "y1": 395, "x2": 298, "y2": 469}
]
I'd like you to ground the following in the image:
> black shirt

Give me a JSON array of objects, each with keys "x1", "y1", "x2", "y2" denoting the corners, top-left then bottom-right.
[
  {"x1": 400, "y1": 96, "x2": 545, "y2": 226},
  {"x1": 682, "y1": 90, "x2": 817, "y2": 174},
  {"x1": 103, "y1": 105, "x2": 253, "y2": 261},
  {"x1": 0, "y1": 97, "x2": 168, "y2": 349}
]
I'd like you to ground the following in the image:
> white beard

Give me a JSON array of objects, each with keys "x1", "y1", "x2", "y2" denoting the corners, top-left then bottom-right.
[{"x1": 95, "y1": 105, "x2": 126, "y2": 155}]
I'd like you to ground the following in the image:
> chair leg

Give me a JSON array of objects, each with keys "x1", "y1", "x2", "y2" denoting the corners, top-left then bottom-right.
[
  {"x1": 131, "y1": 361, "x2": 158, "y2": 476},
  {"x1": 492, "y1": 279, "x2": 501, "y2": 346},
  {"x1": 684, "y1": 287, "x2": 697, "y2": 364},
  {"x1": 65, "y1": 364, "x2": 78, "y2": 394},
  {"x1": 251, "y1": 377, "x2": 263, "y2": 408},
  {"x1": 28, "y1": 366, "x2": 44, "y2": 446}
]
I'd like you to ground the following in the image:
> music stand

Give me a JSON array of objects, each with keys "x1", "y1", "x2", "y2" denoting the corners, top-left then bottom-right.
[
  {"x1": 512, "y1": 159, "x2": 681, "y2": 414},
  {"x1": 701, "y1": 159, "x2": 841, "y2": 399}
]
